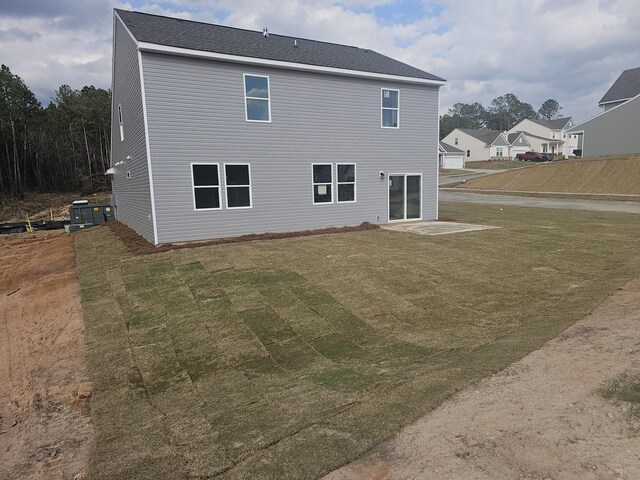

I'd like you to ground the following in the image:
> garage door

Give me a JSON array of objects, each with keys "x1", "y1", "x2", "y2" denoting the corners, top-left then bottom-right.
[{"x1": 441, "y1": 154, "x2": 464, "y2": 169}]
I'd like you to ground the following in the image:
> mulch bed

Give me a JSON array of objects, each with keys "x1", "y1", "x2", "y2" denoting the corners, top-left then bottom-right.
[{"x1": 107, "y1": 221, "x2": 380, "y2": 255}]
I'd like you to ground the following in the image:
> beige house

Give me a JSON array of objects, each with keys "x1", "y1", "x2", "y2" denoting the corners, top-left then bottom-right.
[
  {"x1": 441, "y1": 129, "x2": 507, "y2": 162},
  {"x1": 442, "y1": 129, "x2": 533, "y2": 161}
]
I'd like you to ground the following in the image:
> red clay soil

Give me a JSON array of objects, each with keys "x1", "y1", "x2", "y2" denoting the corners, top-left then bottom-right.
[
  {"x1": 0, "y1": 231, "x2": 93, "y2": 480},
  {"x1": 107, "y1": 220, "x2": 380, "y2": 255}
]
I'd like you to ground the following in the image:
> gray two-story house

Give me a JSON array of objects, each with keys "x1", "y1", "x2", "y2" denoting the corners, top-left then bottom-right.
[{"x1": 111, "y1": 9, "x2": 445, "y2": 244}]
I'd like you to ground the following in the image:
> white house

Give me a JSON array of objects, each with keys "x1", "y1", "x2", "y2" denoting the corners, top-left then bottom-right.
[
  {"x1": 509, "y1": 117, "x2": 579, "y2": 157},
  {"x1": 442, "y1": 128, "x2": 533, "y2": 162}
]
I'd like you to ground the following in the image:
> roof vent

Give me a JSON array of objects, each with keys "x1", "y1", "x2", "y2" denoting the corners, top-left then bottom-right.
[
  {"x1": 294, "y1": 39, "x2": 298, "y2": 47},
  {"x1": 262, "y1": 27, "x2": 269, "y2": 38}
]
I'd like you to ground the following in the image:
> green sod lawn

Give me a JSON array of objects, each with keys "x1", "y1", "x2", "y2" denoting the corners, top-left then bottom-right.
[{"x1": 76, "y1": 203, "x2": 640, "y2": 479}]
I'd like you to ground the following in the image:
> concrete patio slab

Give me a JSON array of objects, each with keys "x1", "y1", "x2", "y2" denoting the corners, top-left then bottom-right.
[{"x1": 382, "y1": 221, "x2": 498, "y2": 236}]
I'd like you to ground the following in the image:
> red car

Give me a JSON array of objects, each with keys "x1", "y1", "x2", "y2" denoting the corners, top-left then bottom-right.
[{"x1": 516, "y1": 151, "x2": 545, "y2": 161}]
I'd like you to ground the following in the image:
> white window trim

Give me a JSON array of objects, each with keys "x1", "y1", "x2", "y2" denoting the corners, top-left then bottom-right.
[
  {"x1": 381, "y1": 88, "x2": 400, "y2": 129},
  {"x1": 224, "y1": 163, "x2": 253, "y2": 209},
  {"x1": 191, "y1": 162, "x2": 222, "y2": 211},
  {"x1": 118, "y1": 104, "x2": 124, "y2": 142},
  {"x1": 243, "y1": 73, "x2": 272, "y2": 123},
  {"x1": 312, "y1": 163, "x2": 334, "y2": 205},
  {"x1": 336, "y1": 163, "x2": 357, "y2": 203}
]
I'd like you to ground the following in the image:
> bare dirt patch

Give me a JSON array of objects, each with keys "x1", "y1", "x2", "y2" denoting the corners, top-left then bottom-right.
[
  {"x1": 0, "y1": 191, "x2": 110, "y2": 223},
  {"x1": 0, "y1": 231, "x2": 93, "y2": 479},
  {"x1": 325, "y1": 277, "x2": 640, "y2": 480},
  {"x1": 107, "y1": 220, "x2": 379, "y2": 255}
]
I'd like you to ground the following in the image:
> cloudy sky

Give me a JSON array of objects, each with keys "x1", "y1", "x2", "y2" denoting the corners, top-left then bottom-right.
[{"x1": 1, "y1": 0, "x2": 638, "y2": 122}]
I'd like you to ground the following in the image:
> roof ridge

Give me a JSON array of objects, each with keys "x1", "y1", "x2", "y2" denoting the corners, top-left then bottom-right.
[
  {"x1": 115, "y1": 8, "x2": 372, "y2": 53},
  {"x1": 114, "y1": 8, "x2": 444, "y2": 82}
]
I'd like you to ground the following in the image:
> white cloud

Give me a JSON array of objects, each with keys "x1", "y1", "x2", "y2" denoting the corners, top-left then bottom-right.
[{"x1": 1, "y1": 0, "x2": 639, "y2": 121}]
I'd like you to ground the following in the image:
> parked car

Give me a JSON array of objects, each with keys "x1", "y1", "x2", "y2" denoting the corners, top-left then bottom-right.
[
  {"x1": 573, "y1": 149, "x2": 582, "y2": 157},
  {"x1": 515, "y1": 151, "x2": 545, "y2": 162},
  {"x1": 539, "y1": 153, "x2": 554, "y2": 161}
]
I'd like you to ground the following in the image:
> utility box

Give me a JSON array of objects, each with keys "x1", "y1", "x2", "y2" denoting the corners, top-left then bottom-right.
[{"x1": 69, "y1": 200, "x2": 114, "y2": 225}]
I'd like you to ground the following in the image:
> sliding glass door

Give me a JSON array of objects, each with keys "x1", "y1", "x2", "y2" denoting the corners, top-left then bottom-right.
[{"x1": 388, "y1": 174, "x2": 421, "y2": 221}]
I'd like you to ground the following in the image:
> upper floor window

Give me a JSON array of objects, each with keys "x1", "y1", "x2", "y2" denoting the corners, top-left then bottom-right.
[
  {"x1": 118, "y1": 104, "x2": 124, "y2": 142},
  {"x1": 381, "y1": 89, "x2": 399, "y2": 128},
  {"x1": 244, "y1": 74, "x2": 270, "y2": 122},
  {"x1": 454, "y1": 137, "x2": 459, "y2": 145},
  {"x1": 551, "y1": 131, "x2": 556, "y2": 139}
]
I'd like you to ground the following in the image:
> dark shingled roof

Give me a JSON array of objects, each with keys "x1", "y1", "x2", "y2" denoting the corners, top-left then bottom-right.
[
  {"x1": 439, "y1": 141, "x2": 464, "y2": 154},
  {"x1": 527, "y1": 117, "x2": 572, "y2": 130},
  {"x1": 115, "y1": 9, "x2": 444, "y2": 83},
  {"x1": 458, "y1": 129, "x2": 503, "y2": 145},
  {"x1": 599, "y1": 67, "x2": 640, "y2": 105}
]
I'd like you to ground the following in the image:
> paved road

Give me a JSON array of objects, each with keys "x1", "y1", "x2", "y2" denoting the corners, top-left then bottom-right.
[
  {"x1": 439, "y1": 169, "x2": 500, "y2": 186},
  {"x1": 440, "y1": 190, "x2": 640, "y2": 214}
]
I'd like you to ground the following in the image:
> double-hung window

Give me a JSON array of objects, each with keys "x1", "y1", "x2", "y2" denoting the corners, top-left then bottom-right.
[
  {"x1": 312, "y1": 164, "x2": 332, "y2": 204},
  {"x1": 118, "y1": 104, "x2": 124, "y2": 141},
  {"x1": 192, "y1": 164, "x2": 221, "y2": 210},
  {"x1": 381, "y1": 89, "x2": 399, "y2": 128},
  {"x1": 225, "y1": 164, "x2": 252, "y2": 208},
  {"x1": 244, "y1": 74, "x2": 270, "y2": 122},
  {"x1": 337, "y1": 164, "x2": 356, "y2": 202}
]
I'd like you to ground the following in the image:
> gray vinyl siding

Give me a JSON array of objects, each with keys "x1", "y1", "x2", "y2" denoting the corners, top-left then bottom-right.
[
  {"x1": 111, "y1": 17, "x2": 155, "y2": 242},
  {"x1": 578, "y1": 95, "x2": 640, "y2": 157},
  {"x1": 603, "y1": 100, "x2": 627, "y2": 111},
  {"x1": 492, "y1": 135, "x2": 509, "y2": 147},
  {"x1": 141, "y1": 52, "x2": 439, "y2": 244}
]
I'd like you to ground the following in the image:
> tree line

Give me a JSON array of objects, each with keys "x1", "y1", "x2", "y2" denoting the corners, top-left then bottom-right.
[
  {"x1": 0, "y1": 64, "x2": 111, "y2": 198},
  {"x1": 440, "y1": 94, "x2": 563, "y2": 139}
]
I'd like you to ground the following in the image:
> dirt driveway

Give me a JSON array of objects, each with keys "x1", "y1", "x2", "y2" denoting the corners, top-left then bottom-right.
[
  {"x1": 325, "y1": 278, "x2": 640, "y2": 480},
  {"x1": 0, "y1": 232, "x2": 93, "y2": 479}
]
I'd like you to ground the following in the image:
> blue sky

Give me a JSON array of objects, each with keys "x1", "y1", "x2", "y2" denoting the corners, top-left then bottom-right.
[{"x1": 1, "y1": 0, "x2": 639, "y2": 121}]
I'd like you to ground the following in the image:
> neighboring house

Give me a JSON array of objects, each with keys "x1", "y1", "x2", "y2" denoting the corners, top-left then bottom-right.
[
  {"x1": 439, "y1": 142, "x2": 465, "y2": 169},
  {"x1": 506, "y1": 132, "x2": 531, "y2": 159},
  {"x1": 110, "y1": 9, "x2": 444, "y2": 244},
  {"x1": 598, "y1": 66, "x2": 640, "y2": 111},
  {"x1": 568, "y1": 67, "x2": 640, "y2": 157},
  {"x1": 508, "y1": 117, "x2": 578, "y2": 157},
  {"x1": 441, "y1": 129, "x2": 506, "y2": 162}
]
